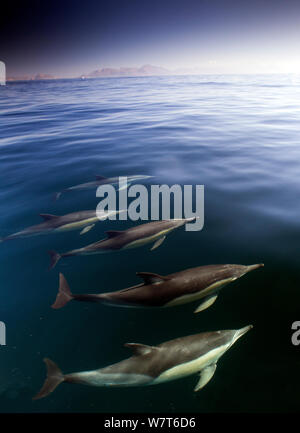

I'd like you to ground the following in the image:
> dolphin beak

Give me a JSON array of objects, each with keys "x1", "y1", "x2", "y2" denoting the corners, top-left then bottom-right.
[
  {"x1": 184, "y1": 217, "x2": 197, "y2": 223},
  {"x1": 169, "y1": 217, "x2": 196, "y2": 227},
  {"x1": 246, "y1": 263, "x2": 264, "y2": 272},
  {"x1": 233, "y1": 324, "x2": 253, "y2": 343},
  {"x1": 176, "y1": 217, "x2": 196, "y2": 227},
  {"x1": 237, "y1": 263, "x2": 264, "y2": 278}
]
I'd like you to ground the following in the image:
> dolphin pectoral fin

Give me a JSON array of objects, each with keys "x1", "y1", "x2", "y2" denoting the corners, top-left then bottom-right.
[
  {"x1": 194, "y1": 364, "x2": 217, "y2": 392},
  {"x1": 118, "y1": 182, "x2": 131, "y2": 191},
  {"x1": 194, "y1": 294, "x2": 218, "y2": 314},
  {"x1": 80, "y1": 224, "x2": 95, "y2": 235},
  {"x1": 150, "y1": 236, "x2": 166, "y2": 251}
]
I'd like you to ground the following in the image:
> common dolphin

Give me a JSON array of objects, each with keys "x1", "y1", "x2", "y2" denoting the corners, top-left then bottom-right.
[
  {"x1": 55, "y1": 175, "x2": 153, "y2": 200},
  {"x1": 53, "y1": 263, "x2": 264, "y2": 313},
  {"x1": 48, "y1": 218, "x2": 194, "y2": 269},
  {"x1": 33, "y1": 325, "x2": 253, "y2": 399},
  {"x1": 0, "y1": 209, "x2": 122, "y2": 242}
]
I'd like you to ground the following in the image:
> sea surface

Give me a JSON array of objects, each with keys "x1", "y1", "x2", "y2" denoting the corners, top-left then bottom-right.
[{"x1": 0, "y1": 74, "x2": 299, "y2": 413}]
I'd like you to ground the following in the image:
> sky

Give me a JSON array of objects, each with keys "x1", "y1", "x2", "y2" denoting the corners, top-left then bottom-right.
[{"x1": 1, "y1": 0, "x2": 300, "y2": 77}]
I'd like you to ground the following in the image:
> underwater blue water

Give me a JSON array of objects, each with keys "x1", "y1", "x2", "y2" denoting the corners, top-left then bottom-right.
[{"x1": 0, "y1": 74, "x2": 300, "y2": 412}]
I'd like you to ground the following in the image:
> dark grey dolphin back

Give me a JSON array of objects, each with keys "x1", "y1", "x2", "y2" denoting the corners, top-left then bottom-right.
[{"x1": 99, "y1": 331, "x2": 235, "y2": 379}]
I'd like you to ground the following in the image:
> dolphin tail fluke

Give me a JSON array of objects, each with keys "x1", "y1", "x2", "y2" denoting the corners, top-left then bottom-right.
[
  {"x1": 54, "y1": 192, "x2": 62, "y2": 201},
  {"x1": 48, "y1": 250, "x2": 61, "y2": 270},
  {"x1": 52, "y1": 273, "x2": 74, "y2": 309},
  {"x1": 33, "y1": 358, "x2": 64, "y2": 400}
]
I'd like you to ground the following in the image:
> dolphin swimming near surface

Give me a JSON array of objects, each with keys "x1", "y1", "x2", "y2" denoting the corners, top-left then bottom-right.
[
  {"x1": 48, "y1": 218, "x2": 194, "y2": 269},
  {"x1": 0, "y1": 209, "x2": 122, "y2": 242},
  {"x1": 54, "y1": 174, "x2": 153, "y2": 200},
  {"x1": 52, "y1": 263, "x2": 264, "y2": 313},
  {"x1": 33, "y1": 325, "x2": 253, "y2": 399}
]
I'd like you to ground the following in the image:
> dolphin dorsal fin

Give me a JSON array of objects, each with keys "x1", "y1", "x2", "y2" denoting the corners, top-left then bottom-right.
[
  {"x1": 96, "y1": 175, "x2": 107, "y2": 181},
  {"x1": 39, "y1": 213, "x2": 58, "y2": 221},
  {"x1": 124, "y1": 343, "x2": 157, "y2": 356},
  {"x1": 105, "y1": 230, "x2": 123, "y2": 238},
  {"x1": 136, "y1": 272, "x2": 168, "y2": 285}
]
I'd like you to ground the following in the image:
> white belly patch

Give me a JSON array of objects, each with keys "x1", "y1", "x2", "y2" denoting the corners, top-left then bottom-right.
[
  {"x1": 152, "y1": 344, "x2": 229, "y2": 384},
  {"x1": 122, "y1": 228, "x2": 173, "y2": 250},
  {"x1": 165, "y1": 277, "x2": 237, "y2": 307},
  {"x1": 58, "y1": 217, "x2": 98, "y2": 231}
]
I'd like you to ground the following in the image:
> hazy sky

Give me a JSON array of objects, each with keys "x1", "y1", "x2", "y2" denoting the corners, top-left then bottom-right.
[{"x1": 2, "y1": 0, "x2": 300, "y2": 76}]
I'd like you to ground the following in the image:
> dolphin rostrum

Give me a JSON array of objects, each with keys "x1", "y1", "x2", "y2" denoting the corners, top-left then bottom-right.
[
  {"x1": 33, "y1": 325, "x2": 253, "y2": 399},
  {"x1": 55, "y1": 175, "x2": 153, "y2": 200},
  {"x1": 0, "y1": 209, "x2": 122, "y2": 242},
  {"x1": 48, "y1": 218, "x2": 194, "y2": 269},
  {"x1": 52, "y1": 263, "x2": 264, "y2": 313}
]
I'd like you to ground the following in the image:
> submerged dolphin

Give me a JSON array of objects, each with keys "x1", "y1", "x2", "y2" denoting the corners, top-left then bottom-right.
[
  {"x1": 55, "y1": 175, "x2": 153, "y2": 200},
  {"x1": 53, "y1": 263, "x2": 264, "y2": 313},
  {"x1": 33, "y1": 325, "x2": 253, "y2": 399},
  {"x1": 0, "y1": 210, "x2": 122, "y2": 242},
  {"x1": 48, "y1": 218, "x2": 194, "y2": 269}
]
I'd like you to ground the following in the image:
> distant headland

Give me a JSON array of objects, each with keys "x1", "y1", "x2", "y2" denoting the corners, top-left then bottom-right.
[{"x1": 7, "y1": 65, "x2": 173, "y2": 82}]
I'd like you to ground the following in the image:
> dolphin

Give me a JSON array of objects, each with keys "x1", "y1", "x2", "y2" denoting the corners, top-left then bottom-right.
[
  {"x1": 55, "y1": 175, "x2": 153, "y2": 200},
  {"x1": 33, "y1": 325, "x2": 253, "y2": 399},
  {"x1": 52, "y1": 263, "x2": 264, "y2": 313},
  {"x1": 0, "y1": 209, "x2": 123, "y2": 243},
  {"x1": 48, "y1": 218, "x2": 194, "y2": 269}
]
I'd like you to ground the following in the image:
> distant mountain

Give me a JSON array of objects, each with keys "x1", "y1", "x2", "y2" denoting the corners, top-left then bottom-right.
[
  {"x1": 7, "y1": 65, "x2": 171, "y2": 82},
  {"x1": 85, "y1": 64, "x2": 170, "y2": 78},
  {"x1": 34, "y1": 73, "x2": 56, "y2": 80},
  {"x1": 7, "y1": 73, "x2": 57, "y2": 82}
]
